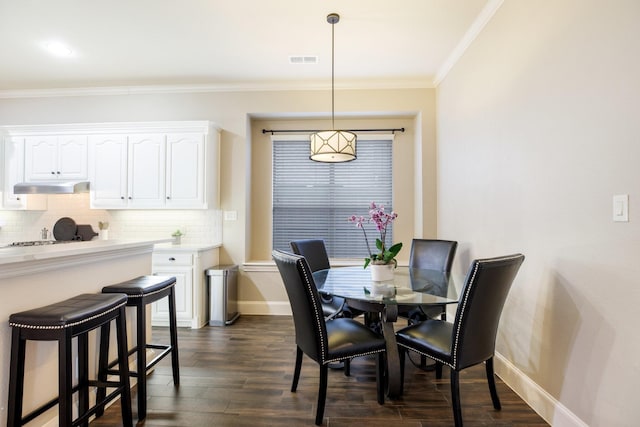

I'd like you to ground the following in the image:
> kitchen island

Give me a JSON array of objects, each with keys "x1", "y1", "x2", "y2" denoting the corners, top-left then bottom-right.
[{"x1": 0, "y1": 239, "x2": 167, "y2": 426}]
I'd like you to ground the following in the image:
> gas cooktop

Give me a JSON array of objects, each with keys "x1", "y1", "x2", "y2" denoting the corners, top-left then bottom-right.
[{"x1": 7, "y1": 240, "x2": 72, "y2": 247}]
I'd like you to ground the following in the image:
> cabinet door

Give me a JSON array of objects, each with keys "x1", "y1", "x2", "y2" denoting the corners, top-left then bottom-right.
[
  {"x1": 151, "y1": 267, "x2": 193, "y2": 327},
  {"x1": 3, "y1": 137, "x2": 26, "y2": 209},
  {"x1": 166, "y1": 133, "x2": 205, "y2": 208},
  {"x1": 88, "y1": 135, "x2": 128, "y2": 208},
  {"x1": 128, "y1": 134, "x2": 165, "y2": 208},
  {"x1": 25, "y1": 136, "x2": 58, "y2": 180},
  {"x1": 58, "y1": 135, "x2": 88, "y2": 179}
]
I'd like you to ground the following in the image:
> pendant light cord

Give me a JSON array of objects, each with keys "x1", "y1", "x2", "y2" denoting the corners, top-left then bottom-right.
[{"x1": 331, "y1": 18, "x2": 335, "y2": 130}]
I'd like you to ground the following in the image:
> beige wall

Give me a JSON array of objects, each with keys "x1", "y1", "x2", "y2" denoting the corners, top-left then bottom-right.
[
  {"x1": 437, "y1": 1, "x2": 640, "y2": 425},
  {"x1": 0, "y1": 87, "x2": 437, "y2": 312}
]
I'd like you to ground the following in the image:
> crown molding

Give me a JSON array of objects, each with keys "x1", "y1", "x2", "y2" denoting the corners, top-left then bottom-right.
[
  {"x1": 433, "y1": 0, "x2": 504, "y2": 86},
  {"x1": 1, "y1": 120, "x2": 216, "y2": 136},
  {"x1": 0, "y1": 78, "x2": 434, "y2": 99}
]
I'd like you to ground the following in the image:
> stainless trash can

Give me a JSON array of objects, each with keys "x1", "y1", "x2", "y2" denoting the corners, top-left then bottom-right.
[{"x1": 206, "y1": 264, "x2": 240, "y2": 326}]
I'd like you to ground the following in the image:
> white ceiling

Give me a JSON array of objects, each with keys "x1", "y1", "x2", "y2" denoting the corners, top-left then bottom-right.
[{"x1": 0, "y1": 0, "x2": 493, "y2": 93}]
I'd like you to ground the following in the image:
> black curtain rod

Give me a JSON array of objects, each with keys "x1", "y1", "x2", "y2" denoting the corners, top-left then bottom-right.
[{"x1": 262, "y1": 127, "x2": 405, "y2": 135}]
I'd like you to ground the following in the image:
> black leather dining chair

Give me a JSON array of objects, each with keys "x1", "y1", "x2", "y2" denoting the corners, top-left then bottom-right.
[
  {"x1": 290, "y1": 239, "x2": 374, "y2": 375},
  {"x1": 289, "y1": 239, "x2": 345, "y2": 320},
  {"x1": 400, "y1": 238, "x2": 458, "y2": 323},
  {"x1": 396, "y1": 253, "x2": 525, "y2": 427},
  {"x1": 409, "y1": 238, "x2": 458, "y2": 271},
  {"x1": 272, "y1": 250, "x2": 386, "y2": 426}
]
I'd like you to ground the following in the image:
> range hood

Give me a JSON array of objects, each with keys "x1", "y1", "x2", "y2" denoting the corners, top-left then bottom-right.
[{"x1": 13, "y1": 181, "x2": 90, "y2": 194}]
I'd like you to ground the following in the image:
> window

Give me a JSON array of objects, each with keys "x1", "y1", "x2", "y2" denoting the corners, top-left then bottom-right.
[{"x1": 272, "y1": 137, "x2": 393, "y2": 258}]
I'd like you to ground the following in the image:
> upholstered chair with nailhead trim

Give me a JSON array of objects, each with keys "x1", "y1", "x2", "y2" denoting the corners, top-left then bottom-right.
[
  {"x1": 272, "y1": 249, "x2": 386, "y2": 426},
  {"x1": 396, "y1": 254, "x2": 525, "y2": 427}
]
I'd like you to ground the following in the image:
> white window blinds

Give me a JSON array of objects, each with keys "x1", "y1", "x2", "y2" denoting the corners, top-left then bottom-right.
[{"x1": 272, "y1": 138, "x2": 393, "y2": 259}]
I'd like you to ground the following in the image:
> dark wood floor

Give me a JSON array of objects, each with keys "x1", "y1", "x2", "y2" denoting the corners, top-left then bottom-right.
[{"x1": 91, "y1": 315, "x2": 548, "y2": 426}]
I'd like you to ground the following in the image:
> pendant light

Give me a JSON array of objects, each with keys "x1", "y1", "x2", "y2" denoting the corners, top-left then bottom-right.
[{"x1": 310, "y1": 13, "x2": 357, "y2": 163}]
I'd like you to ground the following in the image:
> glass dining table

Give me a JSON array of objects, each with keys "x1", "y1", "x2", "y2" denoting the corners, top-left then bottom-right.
[{"x1": 312, "y1": 266, "x2": 459, "y2": 398}]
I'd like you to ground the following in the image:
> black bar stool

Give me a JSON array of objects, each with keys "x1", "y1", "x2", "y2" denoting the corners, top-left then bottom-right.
[
  {"x1": 7, "y1": 293, "x2": 132, "y2": 427},
  {"x1": 98, "y1": 275, "x2": 179, "y2": 421}
]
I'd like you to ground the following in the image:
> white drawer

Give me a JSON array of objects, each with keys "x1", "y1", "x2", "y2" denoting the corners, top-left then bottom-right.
[{"x1": 152, "y1": 253, "x2": 193, "y2": 266}]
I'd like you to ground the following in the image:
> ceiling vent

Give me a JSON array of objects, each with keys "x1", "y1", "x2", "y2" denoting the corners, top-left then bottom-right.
[{"x1": 289, "y1": 56, "x2": 318, "y2": 64}]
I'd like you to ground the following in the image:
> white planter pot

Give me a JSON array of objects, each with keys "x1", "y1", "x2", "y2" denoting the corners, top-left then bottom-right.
[
  {"x1": 371, "y1": 282, "x2": 395, "y2": 297},
  {"x1": 370, "y1": 264, "x2": 394, "y2": 282}
]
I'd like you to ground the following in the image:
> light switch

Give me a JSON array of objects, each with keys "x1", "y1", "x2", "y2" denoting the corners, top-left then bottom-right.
[{"x1": 613, "y1": 194, "x2": 629, "y2": 222}]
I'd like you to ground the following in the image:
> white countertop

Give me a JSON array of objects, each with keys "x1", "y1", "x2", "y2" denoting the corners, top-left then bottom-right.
[
  {"x1": 0, "y1": 239, "x2": 171, "y2": 265},
  {"x1": 0, "y1": 239, "x2": 171, "y2": 279},
  {"x1": 153, "y1": 242, "x2": 222, "y2": 252}
]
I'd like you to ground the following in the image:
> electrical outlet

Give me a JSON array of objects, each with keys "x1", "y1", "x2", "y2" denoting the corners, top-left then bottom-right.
[{"x1": 224, "y1": 211, "x2": 238, "y2": 221}]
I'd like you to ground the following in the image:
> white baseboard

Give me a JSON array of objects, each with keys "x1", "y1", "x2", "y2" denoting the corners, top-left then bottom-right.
[
  {"x1": 238, "y1": 301, "x2": 291, "y2": 316},
  {"x1": 495, "y1": 352, "x2": 587, "y2": 427}
]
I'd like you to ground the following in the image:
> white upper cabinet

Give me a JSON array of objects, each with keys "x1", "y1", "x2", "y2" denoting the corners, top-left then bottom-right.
[
  {"x1": 87, "y1": 121, "x2": 219, "y2": 210},
  {"x1": 25, "y1": 135, "x2": 88, "y2": 181},
  {"x1": 2, "y1": 137, "x2": 26, "y2": 209},
  {"x1": 1, "y1": 137, "x2": 47, "y2": 210},
  {"x1": 87, "y1": 135, "x2": 128, "y2": 209},
  {"x1": 2, "y1": 121, "x2": 218, "y2": 210},
  {"x1": 166, "y1": 133, "x2": 206, "y2": 209},
  {"x1": 128, "y1": 134, "x2": 166, "y2": 208}
]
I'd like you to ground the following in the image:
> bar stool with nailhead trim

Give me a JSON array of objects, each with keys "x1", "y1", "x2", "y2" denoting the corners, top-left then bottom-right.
[
  {"x1": 7, "y1": 293, "x2": 133, "y2": 427},
  {"x1": 97, "y1": 275, "x2": 179, "y2": 421}
]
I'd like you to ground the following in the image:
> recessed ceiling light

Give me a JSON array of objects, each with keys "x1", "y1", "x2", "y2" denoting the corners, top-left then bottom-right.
[{"x1": 44, "y1": 41, "x2": 74, "y2": 57}]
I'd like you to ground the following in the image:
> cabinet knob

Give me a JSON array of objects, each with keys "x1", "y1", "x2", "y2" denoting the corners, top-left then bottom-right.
[
  {"x1": 16, "y1": 197, "x2": 20, "y2": 201},
  {"x1": 121, "y1": 196, "x2": 125, "y2": 200},
  {"x1": 128, "y1": 196, "x2": 132, "y2": 200},
  {"x1": 50, "y1": 171, "x2": 55, "y2": 174},
  {"x1": 169, "y1": 257, "x2": 176, "y2": 261},
  {"x1": 56, "y1": 171, "x2": 61, "y2": 174},
  {"x1": 166, "y1": 196, "x2": 170, "y2": 199}
]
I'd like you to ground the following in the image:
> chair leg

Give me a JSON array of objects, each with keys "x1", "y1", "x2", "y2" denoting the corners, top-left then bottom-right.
[
  {"x1": 95, "y1": 322, "x2": 111, "y2": 416},
  {"x1": 291, "y1": 347, "x2": 303, "y2": 392},
  {"x1": 376, "y1": 352, "x2": 385, "y2": 405},
  {"x1": 398, "y1": 346, "x2": 406, "y2": 394},
  {"x1": 344, "y1": 358, "x2": 351, "y2": 377},
  {"x1": 7, "y1": 328, "x2": 26, "y2": 427},
  {"x1": 435, "y1": 361, "x2": 443, "y2": 379},
  {"x1": 450, "y1": 369, "x2": 463, "y2": 427},
  {"x1": 486, "y1": 357, "x2": 502, "y2": 410},
  {"x1": 58, "y1": 330, "x2": 73, "y2": 427},
  {"x1": 168, "y1": 287, "x2": 180, "y2": 385},
  {"x1": 78, "y1": 332, "x2": 90, "y2": 427},
  {"x1": 136, "y1": 301, "x2": 147, "y2": 420},
  {"x1": 420, "y1": 354, "x2": 427, "y2": 367},
  {"x1": 315, "y1": 364, "x2": 328, "y2": 426},
  {"x1": 116, "y1": 307, "x2": 133, "y2": 427}
]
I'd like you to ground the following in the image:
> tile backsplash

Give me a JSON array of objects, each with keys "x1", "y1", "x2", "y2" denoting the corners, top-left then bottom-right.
[{"x1": 0, "y1": 193, "x2": 222, "y2": 245}]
